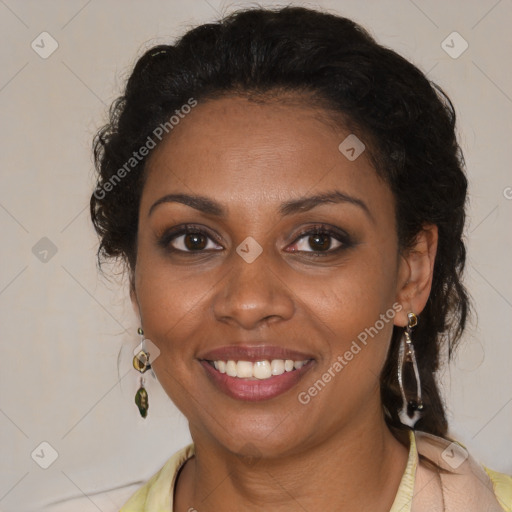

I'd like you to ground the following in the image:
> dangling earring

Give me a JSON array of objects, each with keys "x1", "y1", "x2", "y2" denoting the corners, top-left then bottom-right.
[
  {"x1": 397, "y1": 312, "x2": 424, "y2": 428},
  {"x1": 133, "y1": 327, "x2": 150, "y2": 418}
]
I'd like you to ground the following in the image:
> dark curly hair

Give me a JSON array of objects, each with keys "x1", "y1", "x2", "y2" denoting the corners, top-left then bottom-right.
[{"x1": 90, "y1": 6, "x2": 470, "y2": 438}]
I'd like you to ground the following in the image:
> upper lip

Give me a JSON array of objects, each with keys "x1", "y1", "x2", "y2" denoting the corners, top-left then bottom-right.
[{"x1": 198, "y1": 344, "x2": 315, "y2": 362}]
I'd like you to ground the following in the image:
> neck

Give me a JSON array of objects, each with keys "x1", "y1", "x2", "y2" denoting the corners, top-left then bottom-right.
[{"x1": 175, "y1": 415, "x2": 409, "y2": 512}]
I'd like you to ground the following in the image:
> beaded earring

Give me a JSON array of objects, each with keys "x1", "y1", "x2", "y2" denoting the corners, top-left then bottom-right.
[{"x1": 133, "y1": 327, "x2": 151, "y2": 418}]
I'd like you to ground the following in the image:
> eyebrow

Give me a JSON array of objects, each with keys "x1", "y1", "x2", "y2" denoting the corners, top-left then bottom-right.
[
  {"x1": 149, "y1": 193, "x2": 224, "y2": 217},
  {"x1": 148, "y1": 190, "x2": 374, "y2": 222}
]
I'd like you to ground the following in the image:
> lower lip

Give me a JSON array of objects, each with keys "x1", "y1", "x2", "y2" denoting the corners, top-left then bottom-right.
[{"x1": 200, "y1": 360, "x2": 314, "y2": 401}]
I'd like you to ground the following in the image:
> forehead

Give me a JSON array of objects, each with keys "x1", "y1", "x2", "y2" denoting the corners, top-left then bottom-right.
[{"x1": 141, "y1": 95, "x2": 392, "y2": 218}]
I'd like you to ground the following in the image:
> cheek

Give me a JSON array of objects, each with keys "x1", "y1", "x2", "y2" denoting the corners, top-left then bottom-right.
[
  {"x1": 133, "y1": 256, "x2": 212, "y2": 413},
  {"x1": 302, "y1": 248, "x2": 398, "y2": 335},
  {"x1": 136, "y1": 271, "x2": 208, "y2": 343},
  {"x1": 299, "y1": 246, "x2": 399, "y2": 386},
  {"x1": 133, "y1": 240, "x2": 225, "y2": 367},
  {"x1": 291, "y1": 264, "x2": 398, "y2": 424}
]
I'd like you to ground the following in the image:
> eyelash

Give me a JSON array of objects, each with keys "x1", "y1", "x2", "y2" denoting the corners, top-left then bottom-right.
[
  {"x1": 158, "y1": 223, "x2": 353, "y2": 256},
  {"x1": 291, "y1": 225, "x2": 353, "y2": 255}
]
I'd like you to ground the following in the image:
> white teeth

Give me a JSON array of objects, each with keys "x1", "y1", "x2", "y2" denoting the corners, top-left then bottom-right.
[
  {"x1": 284, "y1": 359, "x2": 294, "y2": 372},
  {"x1": 226, "y1": 360, "x2": 237, "y2": 377},
  {"x1": 253, "y1": 360, "x2": 272, "y2": 379},
  {"x1": 236, "y1": 360, "x2": 253, "y2": 378},
  {"x1": 210, "y1": 359, "x2": 309, "y2": 380},
  {"x1": 270, "y1": 359, "x2": 285, "y2": 375}
]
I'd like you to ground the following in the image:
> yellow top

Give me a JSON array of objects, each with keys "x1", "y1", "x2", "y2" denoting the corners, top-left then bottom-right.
[{"x1": 120, "y1": 431, "x2": 512, "y2": 512}]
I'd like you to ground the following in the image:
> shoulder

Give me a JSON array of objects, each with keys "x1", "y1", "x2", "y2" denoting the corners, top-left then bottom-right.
[
  {"x1": 414, "y1": 431, "x2": 511, "y2": 512},
  {"x1": 484, "y1": 467, "x2": 512, "y2": 512},
  {"x1": 120, "y1": 444, "x2": 195, "y2": 512}
]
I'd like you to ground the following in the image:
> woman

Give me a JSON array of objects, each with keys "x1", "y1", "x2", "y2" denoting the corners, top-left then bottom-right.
[{"x1": 90, "y1": 6, "x2": 511, "y2": 511}]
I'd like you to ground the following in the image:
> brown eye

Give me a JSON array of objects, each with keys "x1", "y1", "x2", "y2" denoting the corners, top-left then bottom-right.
[
  {"x1": 286, "y1": 224, "x2": 353, "y2": 255},
  {"x1": 290, "y1": 231, "x2": 343, "y2": 253},
  {"x1": 160, "y1": 226, "x2": 223, "y2": 253},
  {"x1": 308, "y1": 233, "x2": 332, "y2": 251},
  {"x1": 183, "y1": 233, "x2": 207, "y2": 250}
]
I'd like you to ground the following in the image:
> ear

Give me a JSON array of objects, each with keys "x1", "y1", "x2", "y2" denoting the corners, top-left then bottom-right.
[
  {"x1": 394, "y1": 224, "x2": 438, "y2": 327},
  {"x1": 129, "y1": 276, "x2": 140, "y2": 318}
]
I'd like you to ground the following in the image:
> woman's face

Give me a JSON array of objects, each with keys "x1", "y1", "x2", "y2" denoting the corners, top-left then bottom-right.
[{"x1": 133, "y1": 95, "x2": 410, "y2": 457}]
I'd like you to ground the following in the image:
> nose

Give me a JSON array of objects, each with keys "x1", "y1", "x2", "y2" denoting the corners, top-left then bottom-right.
[{"x1": 212, "y1": 250, "x2": 295, "y2": 330}]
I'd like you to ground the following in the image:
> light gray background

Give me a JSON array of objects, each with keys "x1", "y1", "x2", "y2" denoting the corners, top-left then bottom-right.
[{"x1": 0, "y1": 1, "x2": 511, "y2": 510}]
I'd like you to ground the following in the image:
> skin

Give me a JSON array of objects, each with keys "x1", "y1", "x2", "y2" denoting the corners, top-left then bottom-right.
[{"x1": 131, "y1": 95, "x2": 438, "y2": 511}]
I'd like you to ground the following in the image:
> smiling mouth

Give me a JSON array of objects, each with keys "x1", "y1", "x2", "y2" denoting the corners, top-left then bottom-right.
[
  {"x1": 204, "y1": 359, "x2": 312, "y2": 380},
  {"x1": 200, "y1": 357, "x2": 315, "y2": 401}
]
